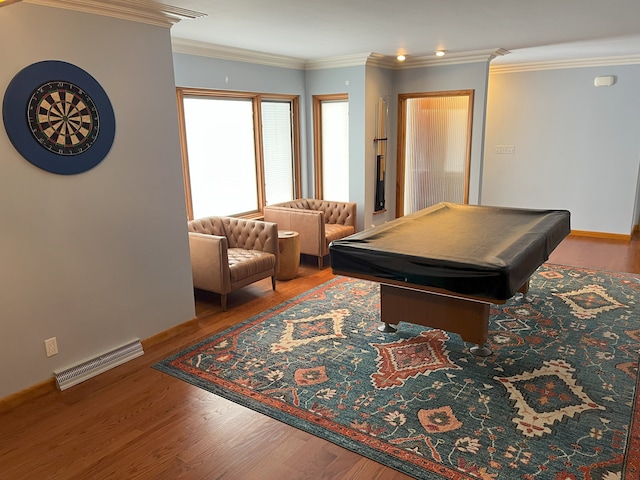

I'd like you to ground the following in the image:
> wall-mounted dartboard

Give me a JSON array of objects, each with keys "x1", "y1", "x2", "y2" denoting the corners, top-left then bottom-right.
[{"x1": 2, "y1": 60, "x2": 115, "y2": 175}]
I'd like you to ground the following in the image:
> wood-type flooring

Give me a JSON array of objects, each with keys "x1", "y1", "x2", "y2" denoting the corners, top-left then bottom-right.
[{"x1": 1, "y1": 233, "x2": 639, "y2": 479}]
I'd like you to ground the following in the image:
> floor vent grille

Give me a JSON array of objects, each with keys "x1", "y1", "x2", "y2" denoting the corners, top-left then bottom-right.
[{"x1": 53, "y1": 339, "x2": 144, "y2": 391}]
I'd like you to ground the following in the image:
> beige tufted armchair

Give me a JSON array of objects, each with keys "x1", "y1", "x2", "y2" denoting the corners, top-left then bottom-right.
[
  {"x1": 187, "y1": 216, "x2": 279, "y2": 310},
  {"x1": 263, "y1": 199, "x2": 357, "y2": 268}
]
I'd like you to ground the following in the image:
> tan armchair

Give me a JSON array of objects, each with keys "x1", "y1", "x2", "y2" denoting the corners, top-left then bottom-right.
[
  {"x1": 188, "y1": 216, "x2": 279, "y2": 310},
  {"x1": 263, "y1": 199, "x2": 357, "y2": 268}
]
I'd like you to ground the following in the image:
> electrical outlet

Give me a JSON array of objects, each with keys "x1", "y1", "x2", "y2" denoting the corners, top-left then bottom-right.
[
  {"x1": 495, "y1": 144, "x2": 516, "y2": 154},
  {"x1": 45, "y1": 337, "x2": 58, "y2": 357}
]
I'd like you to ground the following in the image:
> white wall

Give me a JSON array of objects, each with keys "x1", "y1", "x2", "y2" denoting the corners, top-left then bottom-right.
[
  {"x1": 0, "y1": 4, "x2": 196, "y2": 397},
  {"x1": 483, "y1": 65, "x2": 640, "y2": 235}
]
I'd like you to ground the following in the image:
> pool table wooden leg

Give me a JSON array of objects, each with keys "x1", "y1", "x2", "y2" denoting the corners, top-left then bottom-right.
[
  {"x1": 379, "y1": 284, "x2": 493, "y2": 356},
  {"x1": 515, "y1": 279, "x2": 534, "y2": 303}
]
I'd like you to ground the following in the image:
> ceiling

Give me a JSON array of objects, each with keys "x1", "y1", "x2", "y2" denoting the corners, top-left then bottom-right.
[{"x1": 167, "y1": 0, "x2": 640, "y2": 67}]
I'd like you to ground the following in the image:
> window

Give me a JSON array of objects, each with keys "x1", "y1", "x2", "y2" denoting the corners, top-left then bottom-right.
[
  {"x1": 262, "y1": 101, "x2": 297, "y2": 205},
  {"x1": 178, "y1": 88, "x2": 300, "y2": 219},
  {"x1": 313, "y1": 94, "x2": 349, "y2": 201}
]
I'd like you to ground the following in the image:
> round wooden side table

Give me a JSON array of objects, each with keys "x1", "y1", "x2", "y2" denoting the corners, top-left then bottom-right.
[{"x1": 277, "y1": 230, "x2": 300, "y2": 280}]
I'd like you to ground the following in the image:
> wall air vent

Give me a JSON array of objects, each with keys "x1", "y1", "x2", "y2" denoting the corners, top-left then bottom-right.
[{"x1": 53, "y1": 339, "x2": 144, "y2": 391}]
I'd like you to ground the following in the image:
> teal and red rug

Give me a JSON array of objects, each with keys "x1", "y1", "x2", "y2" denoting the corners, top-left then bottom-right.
[{"x1": 154, "y1": 264, "x2": 640, "y2": 479}]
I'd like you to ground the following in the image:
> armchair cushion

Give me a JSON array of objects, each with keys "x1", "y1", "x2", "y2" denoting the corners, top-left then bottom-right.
[
  {"x1": 325, "y1": 224, "x2": 355, "y2": 245},
  {"x1": 228, "y1": 248, "x2": 276, "y2": 283}
]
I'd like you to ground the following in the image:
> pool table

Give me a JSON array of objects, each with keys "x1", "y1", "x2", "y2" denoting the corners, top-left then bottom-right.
[{"x1": 329, "y1": 203, "x2": 571, "y2": 356}]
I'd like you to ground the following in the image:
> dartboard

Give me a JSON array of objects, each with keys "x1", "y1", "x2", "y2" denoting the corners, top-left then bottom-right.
[
  {"x1": 2, "y1": 61, "x2": 115, "y2": 175},
  {"x1": 27, "y1": 81, "x2": 100, "y2": 156}
]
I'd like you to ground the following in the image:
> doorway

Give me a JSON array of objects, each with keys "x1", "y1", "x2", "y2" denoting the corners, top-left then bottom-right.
[{"x1": 396, "y1": 90, "x2": 474, "y2": 217}]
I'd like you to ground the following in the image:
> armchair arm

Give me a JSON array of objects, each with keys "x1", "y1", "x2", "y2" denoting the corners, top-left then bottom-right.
[
  {"x1": 188, "y1": 232, "x2": 231, "y2": 295},
  {"x1": 264, "y1": 206, "x2": 325, "y2": 257}
]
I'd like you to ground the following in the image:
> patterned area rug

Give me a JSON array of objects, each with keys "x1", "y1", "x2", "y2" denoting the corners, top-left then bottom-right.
[{"x1": 154, "y1": 264, "x2": 640, "y2": 479}]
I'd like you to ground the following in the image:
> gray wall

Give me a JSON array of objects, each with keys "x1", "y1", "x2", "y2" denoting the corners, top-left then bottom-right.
[
  {"x1": 174, "y1": 53, "x2": 640, "y2": 236},
  {"x1": 0, "y1": 4, "x2": 195, "y2": 397},
  {"x1": 305, "y1": 66, "x2": 367, "y2": 231},
  {"x1": 173, "y1": 53, "x2": 307, "y2": 94},
  {"x1": 366, "y1": 65, "x2": 396, "y2": 228},
  {"x1": 483, "y1": 65, "x2": 640, "y2": 235}
]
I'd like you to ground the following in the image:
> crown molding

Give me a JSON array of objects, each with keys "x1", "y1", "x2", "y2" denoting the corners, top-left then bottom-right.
[
  {"x1": 171, "y1": 41, "x2": 390, "y2": 71},
  {"x1": 172, "y1": 40, "x2": 512, "y2": 71},
  {"x1": 395, "y1": 48, "x2": 510, "y2": 69},
  {"x1": 306, "y1": 49, "x2": 510, "y2": 70},
  {"x1": 167, "y1": 37, "x2": 640, "y2": 74},
  {"x1": 365, "y1": 53, "x2": 397, "y2": 69},
  {"x1": 299, "y1": 49, "x2": 509, "y2": 70},
  {"x1": 490, "y1": 54, "x2": 640, "y2": 73},
  {"x1": 305, "y1": 53, "x2": 387, "y2": 70},
  {"x1": 25, "y1": 0, "x2": 206, "y2": 27},
  {"x1": 171, "y1": 38, "x2": 306, "y2": 70}
]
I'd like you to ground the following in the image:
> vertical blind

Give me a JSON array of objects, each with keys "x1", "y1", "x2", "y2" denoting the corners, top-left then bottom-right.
[
  {"x1": 262, "y1": 101, "x2": 294, "y2": 205},
  {"x1": 403, "y1": 95, "x2": 470, "y2": 216}
]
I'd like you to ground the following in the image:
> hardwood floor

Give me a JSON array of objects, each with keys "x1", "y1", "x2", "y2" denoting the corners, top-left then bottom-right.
[{"x1": 1, "y1": 236, "x2": 639, "y2": 479}]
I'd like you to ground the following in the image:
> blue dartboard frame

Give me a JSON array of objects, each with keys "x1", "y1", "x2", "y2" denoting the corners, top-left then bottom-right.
[{"x1": 2, "y1": 60, "x2": 115, "y2": 175}]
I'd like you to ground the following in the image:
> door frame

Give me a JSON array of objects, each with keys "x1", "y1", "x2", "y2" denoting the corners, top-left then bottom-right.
[{"x1": 396, "y1": 90, "x2": 474, "y2": 217}]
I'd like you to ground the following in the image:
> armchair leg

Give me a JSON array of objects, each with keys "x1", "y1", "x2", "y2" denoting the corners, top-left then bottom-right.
[
  {"x1": 221, "y1": 294, "x2": 227, "y2": 311},
  {"x1": 271, "y1": 276, "x2": 276, "y2": 290}
]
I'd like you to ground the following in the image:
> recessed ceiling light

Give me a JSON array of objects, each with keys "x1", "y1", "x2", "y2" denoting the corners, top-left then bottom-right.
[
  {"x1": 435, "y1": 50, "x2": 446, "y2": 57},
  {"x1": 396, "y1": 54, "x2": 406, "y2": 62}
]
